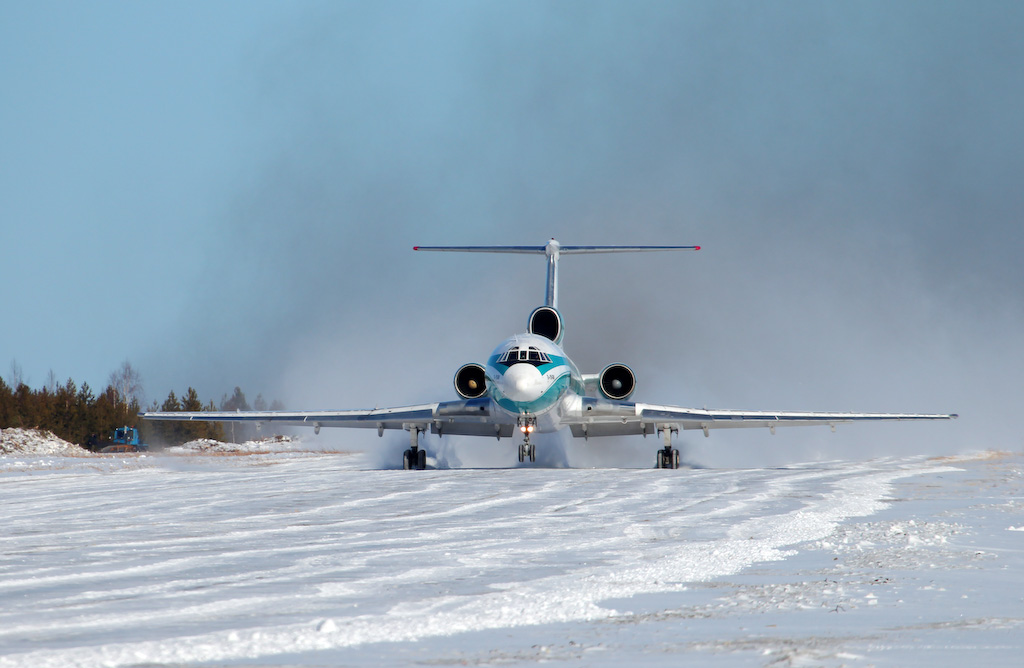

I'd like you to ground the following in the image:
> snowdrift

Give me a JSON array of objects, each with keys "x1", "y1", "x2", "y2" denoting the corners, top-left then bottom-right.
[
  {"x1": 0, "y1": 428, "x2": 89, "y2": 456},
  {"x1": 169, "y1": 434, "x2": 300, "y2": 455}
]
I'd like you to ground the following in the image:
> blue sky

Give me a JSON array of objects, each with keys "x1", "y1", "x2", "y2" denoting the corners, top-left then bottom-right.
[
  {"x1": 1, "y1": 2, "x2": 287, "y2": 389},
  {"x1": 2, "y1": 1, "x2": 1022, "y2": 459}
]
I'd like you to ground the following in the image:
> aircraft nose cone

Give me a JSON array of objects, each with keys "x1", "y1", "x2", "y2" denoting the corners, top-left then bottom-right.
[{"x1": 501, "y1": 363, "x2": 544, "y2": 402}]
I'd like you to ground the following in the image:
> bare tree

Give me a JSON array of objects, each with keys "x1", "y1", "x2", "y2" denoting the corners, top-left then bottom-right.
[
  {"x1": 8, "y1": 359, "x2": 24, "y2": 389},
  {"x1": 108, "y1": 360, "x2": 144, "y2": 407}
]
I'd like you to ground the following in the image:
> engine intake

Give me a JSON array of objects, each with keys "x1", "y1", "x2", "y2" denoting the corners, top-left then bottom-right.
[
  {"x1": 598, "y1": 363, "x2": 636, "y2": 400},
  {"x1": 528, "y1": 306, "x2": 563, "y2": 343},
  {"x1": 454, "y1": 363, "x2": 487, "y2": 399}
]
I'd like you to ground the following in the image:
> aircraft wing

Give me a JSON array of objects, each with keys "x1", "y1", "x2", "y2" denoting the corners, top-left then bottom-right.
[
  {"x1": 566, "y1": 398, "x2": 958, "y2": 438},
  {"x1": 139, "y1": 398, "x2": 517, "y2": 439}
]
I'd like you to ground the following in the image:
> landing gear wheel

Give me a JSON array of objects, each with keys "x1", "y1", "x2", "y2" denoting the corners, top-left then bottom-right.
[
  {"x1": 518, "y1": 443, "x2": 537, "y2": 464},
  {"x1": 656, "y1": 447, "x2": 680, "y2": 469},
  {"x1": 403, "y1": 448, "x2": 426, "y2": 470},
  {"x1": 403, "y1": 426, "x2": 428, "y2": 470}
]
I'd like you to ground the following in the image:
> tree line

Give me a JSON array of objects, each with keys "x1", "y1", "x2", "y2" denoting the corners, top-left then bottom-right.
[{"x1": 1, "y1": 361, "x2": 282, "y2": 448}]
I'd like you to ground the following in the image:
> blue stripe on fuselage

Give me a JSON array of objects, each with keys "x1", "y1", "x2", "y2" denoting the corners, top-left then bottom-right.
[
  {"x1": 485, "y1": 334, "x2": 582, "y2": 416},
  {"x1": 491, "y1": 366, "x2": 572, "y2": 415}
]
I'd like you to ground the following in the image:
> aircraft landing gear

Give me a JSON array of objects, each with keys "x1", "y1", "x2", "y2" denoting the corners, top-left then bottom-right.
[
  {"x1": 518, "y1": 442, "x2": 536, "y2": 463},
  {"x1": 517, "y1": 415, "x2": 537, "y2": 463},
  {"x1": 403, "y1": 448, "x2": 426, "y2": 470},
  {"x1": 656, "y1": 446, "x2": 680, "y2": 469},
  {"x1": 403, "y1": 426, "x2": 427, "y2": 470},
  {"x1": 655, "y1": 425, "x2": 680, "y2": 469}
]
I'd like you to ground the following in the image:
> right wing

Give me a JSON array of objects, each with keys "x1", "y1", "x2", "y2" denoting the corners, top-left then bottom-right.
[
  {"x1": 139, "y1": 398, "x2": 516, "y2": 438},
  {"x1": 565, "y1": 398, "x2": 958, "y2": 438}
]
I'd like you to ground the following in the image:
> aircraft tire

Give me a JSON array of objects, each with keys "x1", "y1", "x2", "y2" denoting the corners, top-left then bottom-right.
[
  {"x1": 518, "y1": 445, "x2": 525, "y2": 463},
  {"x1": 528, "y1": 444, "x2": 536, "y2": 462},
  {"x1": 656, "y1": 449, "x2": 679, "y2": 469},
  {"x1": 417, "y1": 448, "x2": 427, "y2": 470},
  {"x1": 403, "y1": 450, "x2": 412, "y2": 470}
]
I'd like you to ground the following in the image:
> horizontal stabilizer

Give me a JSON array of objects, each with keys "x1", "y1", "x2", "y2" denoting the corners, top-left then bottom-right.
[
  {"x1": 415, "y1": 238, "x2": 700, "y2": 308},
  {"x1": 413, "y1": 244, "x2": 701, "y2": 254}
]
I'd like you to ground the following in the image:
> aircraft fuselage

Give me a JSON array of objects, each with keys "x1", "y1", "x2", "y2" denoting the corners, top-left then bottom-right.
[{"x1": 485, "y1": 333, "x2": 583, "y2": 432}]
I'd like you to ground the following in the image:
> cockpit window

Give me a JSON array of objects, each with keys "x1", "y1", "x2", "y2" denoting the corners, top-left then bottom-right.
[{"x1": 498, "y1": 346, "x2": 551, "y2": 367}]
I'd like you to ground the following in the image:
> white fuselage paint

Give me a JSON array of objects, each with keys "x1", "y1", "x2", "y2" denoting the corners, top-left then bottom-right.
[{"x1": 483, "y1": 333, "x2": 588, "y2": 432}]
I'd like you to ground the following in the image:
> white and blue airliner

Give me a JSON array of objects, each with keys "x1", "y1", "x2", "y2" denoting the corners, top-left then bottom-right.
[{"x1": 141, "y1": 239, "x2": 957, "y2": 469}]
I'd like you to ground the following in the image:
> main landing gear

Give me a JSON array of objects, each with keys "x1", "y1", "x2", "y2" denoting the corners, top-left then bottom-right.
[
  {"x1": 517, "y1": 415, "x2": 537, "y2": 463},
  {"x1": 655, "y1": 425, "x2": 681, "y2": 469},
  {"x1": 403, "y1": 426, "x2": 427, "y2": 470}
]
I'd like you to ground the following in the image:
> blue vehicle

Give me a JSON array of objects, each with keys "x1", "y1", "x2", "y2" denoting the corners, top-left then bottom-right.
[{"x1": 98, "y1": 426, "x2": 148, "y2": 453}]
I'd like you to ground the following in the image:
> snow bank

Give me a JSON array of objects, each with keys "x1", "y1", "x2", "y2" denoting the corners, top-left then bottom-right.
[
  {"x1": 168, "y1": 434, "x2": 297, "y2": 455},
  {"x1": 0, "y1": 428, "x2": 88, "y2": 456}
]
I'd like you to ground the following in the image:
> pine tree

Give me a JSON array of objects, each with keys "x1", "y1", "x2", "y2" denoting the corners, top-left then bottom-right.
[
  {"x1": 77, "y1": 383, "x2": 97, "y2": 445},
  {"x1": 154, "y1": 390, "x2": 184, "y2": 445},
  {"x1": 54, "y1": 378, "x2": 79, "y2": 444},
  {"x1": 220, "y1": 387, "x2": 250, "y2": 411},
  {"x1": 0, "y1": 377, "x2": 12, "y2": 428},
  {"x1": 162, "y1": 390, "x2": 182, "y2": 412},
  {"x1": 180, "y1": 387, "x2": 223, "y2": 442},
  {"x1": 12, "y1": 383, "x2": 32, "y2": 428}
]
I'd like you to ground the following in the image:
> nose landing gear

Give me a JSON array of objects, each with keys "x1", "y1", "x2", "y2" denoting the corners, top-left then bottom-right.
[{"x1": 517, "y1": 415, "x2": 537, "y2": 463}]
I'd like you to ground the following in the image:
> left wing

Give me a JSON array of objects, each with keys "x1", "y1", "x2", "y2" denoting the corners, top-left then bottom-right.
[
  {"x1": 566, "y1": 398, "x2": 958, "y2": 438},
  {"x1": 139, "y1": 399, "x2": 517, "y2": 438}
]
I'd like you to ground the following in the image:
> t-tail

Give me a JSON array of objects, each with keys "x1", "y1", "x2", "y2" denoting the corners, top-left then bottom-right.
[{"x1": 413, "y1": 238, "x2": 701, "y2": 310}]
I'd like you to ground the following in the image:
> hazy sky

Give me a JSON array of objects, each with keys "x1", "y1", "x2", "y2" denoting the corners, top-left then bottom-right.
[{"x1": 3, "y1": 1, "x2": 1022, "y2": 463}]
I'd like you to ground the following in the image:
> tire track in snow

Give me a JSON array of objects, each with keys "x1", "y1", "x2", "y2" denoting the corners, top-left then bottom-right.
[{"x1": 0, "y1": 455, "x2": 949, "y2": 667}]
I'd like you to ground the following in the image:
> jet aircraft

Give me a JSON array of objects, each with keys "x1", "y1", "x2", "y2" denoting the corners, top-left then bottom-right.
[{"x1": 141, "y1": 239, "x2": 957, "y2": 469}]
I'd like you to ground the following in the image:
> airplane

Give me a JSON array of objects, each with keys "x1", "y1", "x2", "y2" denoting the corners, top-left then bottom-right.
[{"x1": 140, "y1": 239, "x2": 957, "y2": 469}]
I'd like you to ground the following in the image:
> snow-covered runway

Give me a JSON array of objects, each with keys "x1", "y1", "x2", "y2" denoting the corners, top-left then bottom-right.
[{"x1": 1, "y1": 443, "x2": 1021, "y2": 666}]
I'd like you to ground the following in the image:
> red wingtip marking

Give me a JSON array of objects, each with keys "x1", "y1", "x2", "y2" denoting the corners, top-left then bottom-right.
[
  {"x1": 695, "y1": 246, "x2": 701, "y2": 251},
  {"x1": 413, "y1": 246, "x2": 420, "y2": 250}
]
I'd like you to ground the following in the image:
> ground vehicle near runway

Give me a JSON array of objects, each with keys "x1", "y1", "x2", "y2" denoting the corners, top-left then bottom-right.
[
  {"x1": 141, "y1": 240, "x2": 956, "y2": 468},
  {"x1": 88, "y1": 426, "x2": 148, "y2": 453}
]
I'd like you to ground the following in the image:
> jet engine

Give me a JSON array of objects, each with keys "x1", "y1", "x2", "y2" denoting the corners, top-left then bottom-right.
[
  {"x1": 454, "y1": 363, "x2": 487, "y2": 399},
  {"x1": 598, "y1": 363, "x2": 636, "y2": 401},
  {"x1": 528, "y1": 306, "x2": 563, "y2": 343}
]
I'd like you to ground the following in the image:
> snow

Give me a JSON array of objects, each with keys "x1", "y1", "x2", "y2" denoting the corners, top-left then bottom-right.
[
  {"x1": 169, "y1": 434, "x2": 300, "y2": 455},
  {"x1": 0, "y1": 439, "x2": 1021, "y2": 667},
  {"x1": 0, "y1": 428, "x2": 87, "y2": 457}
]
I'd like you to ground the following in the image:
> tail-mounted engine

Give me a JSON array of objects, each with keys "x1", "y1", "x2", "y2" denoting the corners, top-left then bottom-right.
[
  {"x1": 528, "y1": 306, "x2": 563, "y2": 343},
  {"x1": 454, "y1": 363, "x2": 488, "y2": 399},
  {"x1": 598, "y1": 363, "x2": 636, "y2": 401}
]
